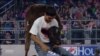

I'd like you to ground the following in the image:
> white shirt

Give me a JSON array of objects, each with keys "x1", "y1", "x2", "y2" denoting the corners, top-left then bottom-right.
[{"x1": 29, "y1": 16, "x2": 58, "y2": 43}]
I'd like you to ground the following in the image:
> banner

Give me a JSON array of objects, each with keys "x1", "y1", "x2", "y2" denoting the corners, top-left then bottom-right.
[{"x1": 62, "y1": 45, "x2": 100, "y2": 56}]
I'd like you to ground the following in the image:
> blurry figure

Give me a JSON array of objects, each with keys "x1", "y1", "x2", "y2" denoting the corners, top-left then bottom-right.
[
  {"x1": 19, "y1": 31, "x2": 25, "y2": 44},
  {"x1": 63, "y1": 5, "x2": 71, "y2": 20},
  {"x1": 2, "y1": 31, "x2": 14, "y2": 44},
  {"x1": 96, "y1": 14, "x2": 100, "y2": 43},
  {"x1": 2, "y1": 21, "x2": 14, "y2": 30},
  {"x1": 86, "y1": 3, "x2": 97, "y2": 19},
  {"x1": 95, "y1": 48, "x2": 100, "y2": 56},
  {"x1": 71, "y1": 20, "x2": 84, "y2": 44},
  {"x1": 61, "y1": 21, "x2": 71, "y2": 44},
  {"x1": 71, "y1": 12, "x2": 84, "y2": 44},
  {"x1": 84, "y1": 20, "x2": 96, "y2": 44},
  {"x1": 19, "y1": 21, "x2": 25, "y2": 29}
]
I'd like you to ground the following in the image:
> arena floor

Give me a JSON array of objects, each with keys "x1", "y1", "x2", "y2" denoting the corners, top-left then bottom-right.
[{"x1": 0, "y1": 45, "x2": 38, "y2": 56}]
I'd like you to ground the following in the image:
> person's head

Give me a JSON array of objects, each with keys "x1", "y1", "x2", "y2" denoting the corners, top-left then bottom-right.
[
  {"x1": 41, "y1": 26, "x2": 61, "y2": 46},
  {"x1": 48, "y1": 26, "x2": 61, "y2": 45},
  {"x1": 44, "y1": 6, "x2": 56, "y2": 23},
  {"x1": 5, "y1": 31, "x2": 12, "y2": 39}
]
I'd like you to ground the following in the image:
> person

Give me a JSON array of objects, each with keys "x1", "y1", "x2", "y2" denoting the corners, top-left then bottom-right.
[
  {"x1": 2, "y1": 31, "x2": 14, "y2": 44},
  {"x1": 29, "y1": 6, "x2": 59, "y2": 56},
  {"x1": 24, "y1": 4, "x2": 62, "y2": 56}
]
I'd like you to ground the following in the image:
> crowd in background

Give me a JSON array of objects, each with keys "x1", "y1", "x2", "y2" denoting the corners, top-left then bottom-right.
[{"x1": 0, "y1": 0, "x2": 100, "y2": 44}]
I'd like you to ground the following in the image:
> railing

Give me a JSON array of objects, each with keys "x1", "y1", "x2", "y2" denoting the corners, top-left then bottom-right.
[
  {"x1": 0, "y1": 19, "x2": 100, "y2": 44},
  {"x1": 0, "y1": 0, "x2": 15, "y2": 15},
  {"x1": 0, "y1": 0, "x2": 14, "y2": 10},
  {"x1": 0, "y1": 20, "x2": 25, "y2": 44},
  {"x1": 62, "y1": 19, "x2": 100, "y2": 44}
]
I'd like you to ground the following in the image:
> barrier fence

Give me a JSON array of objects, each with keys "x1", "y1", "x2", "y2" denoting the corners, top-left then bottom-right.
[{"x1": 0, "y1": 20, "x2": 100, "y2": 44}]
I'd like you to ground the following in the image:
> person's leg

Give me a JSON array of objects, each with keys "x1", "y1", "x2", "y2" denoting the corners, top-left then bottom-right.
[
  {"x1": 52, "y1": 46, "x2": 74, "y2": 56},
  {"x1": 35, "y1": 44, "x2": 48, "y2": 56},
  {"x1": 59, "y1": 47, "x2": 74, "y2": 56}
]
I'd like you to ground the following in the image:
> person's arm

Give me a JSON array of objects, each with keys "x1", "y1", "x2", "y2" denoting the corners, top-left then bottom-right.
[{"x1": 31, "y1": 34, "x2": 50, "y2": 52}]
